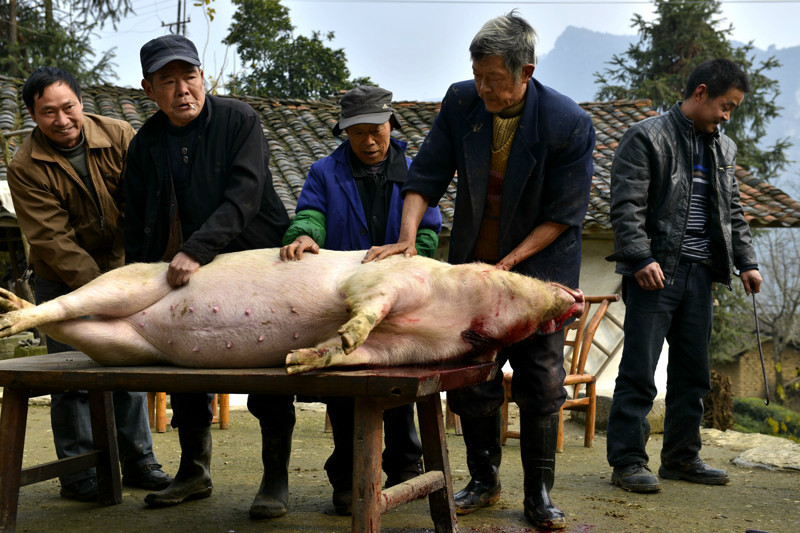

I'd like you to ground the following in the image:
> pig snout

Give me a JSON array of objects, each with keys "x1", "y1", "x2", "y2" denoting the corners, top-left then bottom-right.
[
  {"x1": 537, "y1": 284, "x2": 584, "y2": 335},
  {"x1": 557, "y1": 285, "x2": 585, "y2": 321}
]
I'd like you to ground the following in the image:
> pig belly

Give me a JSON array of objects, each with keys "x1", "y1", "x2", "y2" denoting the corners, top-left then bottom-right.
[{"x1": 124, "y1": 250, "x2": 354, "y2": 367}]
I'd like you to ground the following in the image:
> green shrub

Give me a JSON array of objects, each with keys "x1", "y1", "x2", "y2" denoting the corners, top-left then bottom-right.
[{"x1": 733, "y1": 397, "x2": 800, "y2": 443}]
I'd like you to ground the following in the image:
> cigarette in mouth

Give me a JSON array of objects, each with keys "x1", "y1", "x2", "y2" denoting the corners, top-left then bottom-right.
[{"x1": 189, "y1": 103, "x2": 197, "y2": 110}]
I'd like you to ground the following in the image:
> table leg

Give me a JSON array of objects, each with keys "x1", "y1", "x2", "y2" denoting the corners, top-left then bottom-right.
[
  {"x1": 0, "y1": 387, "x2": 29, "y2": 533},
  {"x1": 417, "y1": 394, "x2": 457, "y2": 533},
  {"x1": 87, "y1": 391, "x2": 122, "y2": 505},
  {"x1": 352, "y1": 397, "x2": 383, "y2": 533}
]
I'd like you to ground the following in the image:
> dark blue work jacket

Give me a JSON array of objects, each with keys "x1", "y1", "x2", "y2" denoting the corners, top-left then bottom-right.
[{"x1": 404, "y1": 79, "x2": 595, "y2": 288}]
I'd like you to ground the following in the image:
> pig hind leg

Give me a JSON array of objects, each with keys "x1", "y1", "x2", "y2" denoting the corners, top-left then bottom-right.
[
  {"x1": 0, "y1": 263, "x2": 171, "y2": 338},
  {"x1": 41, "y1": 317, "x2": 166, "y2": 366}
]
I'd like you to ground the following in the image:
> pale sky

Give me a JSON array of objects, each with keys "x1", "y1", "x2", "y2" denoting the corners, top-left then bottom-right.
[{"x1": 93, "y1": 0, "x2": 800, "y2": 101}]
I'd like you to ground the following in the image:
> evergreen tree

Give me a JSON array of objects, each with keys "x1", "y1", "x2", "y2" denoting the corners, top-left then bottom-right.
[
  {"x1": 223, "y1": 0, "x2": 370, "y2": 99},
  {"x1": 594, "y1": 0, "x2": 790, "y2": 181}
]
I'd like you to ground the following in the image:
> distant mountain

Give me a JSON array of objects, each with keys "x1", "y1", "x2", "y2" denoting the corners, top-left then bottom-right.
[
  {"x1": 538, "y1": 26, "x2": 800, "y2": 189},
  {"x1": 751, "y1": 44, "x2": 800, "y2": 190},
  {"x1": 536, "y1": 26, "x2": 635, "y2": 103}
]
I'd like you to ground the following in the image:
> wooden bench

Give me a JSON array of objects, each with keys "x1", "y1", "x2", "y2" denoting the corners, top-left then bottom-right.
[{"x1": 0, "y1": 352, "x2": 496, "y2": 533}]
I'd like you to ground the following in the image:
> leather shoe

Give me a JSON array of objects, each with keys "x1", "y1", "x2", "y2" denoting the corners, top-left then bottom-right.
[
  {"x1": 122, "y1": 463, "x2": 173, "y2": 490},
  {"x1": 659, "y1": 458, "x2": 730, "y2": 485},
  {"x1": 612, "y1": 463, "x2": 661, "y2": 493},
  {"x1": 60, "y1": 478, "x2": 98, "y2": 502},
  {"x1": 385, "y1": 459, "x2": 424, "y2": 488}
]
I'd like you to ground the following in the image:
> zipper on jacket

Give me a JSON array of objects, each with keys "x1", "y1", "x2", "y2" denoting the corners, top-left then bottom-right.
[
  {"x1": 711, "y1": 148, "x2": 734, "y2": 290},
  {"x1": 670, "y1": 125, "x2": 695, "y2": 286},
  {"x1": 716, "y1": 169, "x2": 734, "y2": 290}
]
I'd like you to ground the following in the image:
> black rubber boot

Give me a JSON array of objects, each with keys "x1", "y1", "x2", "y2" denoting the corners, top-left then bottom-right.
[
  {"x1": 250, "y1": 428, "x2": 293, "y2": 519},
  {"x1": 521, "y1": 411, "x2": 566, "y2": 530},
  {"x1": 453, "y1": 411, "x2": 502, "y2": 515},
  {"x1": 144, "y1": 427, "x2": 213, "y2": 507}
]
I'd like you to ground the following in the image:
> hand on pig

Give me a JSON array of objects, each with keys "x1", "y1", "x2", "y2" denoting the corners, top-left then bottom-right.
[
  {"x1": 280, "y1": 236, "x2": 320, "y2": 261},
  {"x1": 362, "y1": 240, "x2": 417, "y2": 263},
  {"x1": 168, "y1": 252, "x2": 201, "y2": 287}
]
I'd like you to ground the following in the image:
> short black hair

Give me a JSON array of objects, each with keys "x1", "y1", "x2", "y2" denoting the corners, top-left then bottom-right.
[
  {"x1": 684, "y1": 58, "x2": 750, "y2": 100},
  {"x1": 22, "y1": 67, "x2": 82, "y2": 111}
]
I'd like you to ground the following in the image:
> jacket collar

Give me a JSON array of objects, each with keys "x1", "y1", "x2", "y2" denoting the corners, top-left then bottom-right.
[
  {"x1": 144, "y1": 95, "x2": 213, "y2": 185},
  {"x1": 331, "y1": 137, "x2": 407, "y2": 169},
  {"x1": 330, "y1": 137, "x2": 408, "y2": 227},
  {"x1": 461, "y1": 79, "x2": 541, "y2": 243},
  {"x1": 30, "y1": 113, "x2": 114, "y2": 163},
  {"x1": 348, "y1": 139, "x2": 408, "y2": 185},
  {"x1": 670, "y1": 101, "x2": 721, "y2": 142}
]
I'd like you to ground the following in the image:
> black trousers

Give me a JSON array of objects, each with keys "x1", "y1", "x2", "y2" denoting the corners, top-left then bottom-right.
[
  {"x1": 34, "y1": 276, "x2": 159, "y2": 486},
  {"x1": 323, "y1": 398, "x2": 422, "y2": 486},
  {"x1": 606, "y1": 262, "x2": 713, "y2": 468},
  {"x1": 448, "y1": 331, "x2": 567, "y2": 419}
]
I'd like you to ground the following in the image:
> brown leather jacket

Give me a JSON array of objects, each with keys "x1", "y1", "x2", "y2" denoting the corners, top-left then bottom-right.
[{"x1": 8, "y1": 114, "x2": 134, "y2": 289}]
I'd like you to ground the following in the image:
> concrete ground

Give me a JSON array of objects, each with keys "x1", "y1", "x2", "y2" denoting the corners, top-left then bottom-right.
[{"x1": 8, "y1": 400, "x2": 800, "y2": 533}]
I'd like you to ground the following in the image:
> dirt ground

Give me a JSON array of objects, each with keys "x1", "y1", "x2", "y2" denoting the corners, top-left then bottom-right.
[{"x1": 11, "y1": 401, "x2": 799, "y2": 533}]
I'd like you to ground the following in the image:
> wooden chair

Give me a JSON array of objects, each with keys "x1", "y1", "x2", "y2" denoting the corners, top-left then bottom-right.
[
  {"x1": 147, "y1": 392, "x2": 230, "y2": 432},
  {"x1": 501, "y1": 294, "x2": 620, "y2": 452}
]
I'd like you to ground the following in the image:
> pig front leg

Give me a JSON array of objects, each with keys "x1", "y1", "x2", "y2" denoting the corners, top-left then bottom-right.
[
  {"x1": 338, "y1": 290, "x2": 398, "y2": 353},
  {"x1": 286, "y1": 342, "x2": 385, "y2": 375},
  {"x1": 285, "y1": 343, "x2": 345, "y2": 374}
]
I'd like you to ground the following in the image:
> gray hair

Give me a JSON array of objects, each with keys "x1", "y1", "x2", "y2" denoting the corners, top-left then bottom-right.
[{"x1": 469, "y1": 10, "x2": 538, "y2": 81}]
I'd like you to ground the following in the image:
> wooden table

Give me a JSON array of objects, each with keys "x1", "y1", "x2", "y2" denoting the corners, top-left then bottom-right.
[{"x1": 0, "y1": 352, "x2": 497, "y2": 533}]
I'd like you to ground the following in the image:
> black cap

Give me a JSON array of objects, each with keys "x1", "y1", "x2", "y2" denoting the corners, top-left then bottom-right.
[
  {"x1": 140, "y1": 35, "x2": 201, "y2": 78},
  {"x1": 332, "y1": 86, "x2": 401, "y2": 136}
]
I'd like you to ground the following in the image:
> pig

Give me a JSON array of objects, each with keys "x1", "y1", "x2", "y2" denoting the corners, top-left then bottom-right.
[{"x1": 0, "y1": 249, "x2": 583, "y2": 374}]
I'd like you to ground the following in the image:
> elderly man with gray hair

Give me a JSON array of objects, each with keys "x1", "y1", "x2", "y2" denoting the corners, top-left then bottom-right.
[{"x1": 364, "y1": 11, "x2": 595, "y2": 529}]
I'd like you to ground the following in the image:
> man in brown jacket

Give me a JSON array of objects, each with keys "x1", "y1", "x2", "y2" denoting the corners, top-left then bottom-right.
[{"x1": 6, "y1": 67, "x2": 171, "y2": 501}]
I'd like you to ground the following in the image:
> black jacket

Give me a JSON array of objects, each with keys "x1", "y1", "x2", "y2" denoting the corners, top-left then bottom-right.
[
  {"x1": 606, "y1": 102, "x2": 757, "y2": 286},
  {"x1": 124, "y1": 94, "x2": 289, "y2": 264}
]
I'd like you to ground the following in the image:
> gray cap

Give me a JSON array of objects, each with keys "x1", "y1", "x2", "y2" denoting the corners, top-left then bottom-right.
[
  {"x1": 140, "y1": 35, "x2": 201, "y2": 78},
  {"x1": 332, "y1": 86, "x2": 401, "y2": 136}
]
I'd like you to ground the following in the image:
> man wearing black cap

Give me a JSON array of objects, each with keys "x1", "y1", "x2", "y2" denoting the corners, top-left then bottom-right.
[
  {"x1": 124, "y1": 34, "x2": 290, "y2": 510},
  {"x1": 280, "y1": 85, "x2": 442, "y2": 516}
]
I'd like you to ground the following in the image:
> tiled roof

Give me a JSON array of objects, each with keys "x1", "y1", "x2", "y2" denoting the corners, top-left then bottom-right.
[{"x1": 2, "y1": 76, "x2": 799, "y2": 233}]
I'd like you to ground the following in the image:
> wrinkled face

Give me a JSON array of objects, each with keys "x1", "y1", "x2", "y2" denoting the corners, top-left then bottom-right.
[
  {"x1": 691, "y1": 85, "x2": 744, "y2": 134},
  {"x1": 472, "y1": 55, "x2": 533, "y2": 113},
  {"x1": 29, "y1": 82, "x2": 84, "y2": 149},
  {"x1": 142, "y1": 61, "x2": 206, "y2": 127},
  {"x1": 345, "y1": 122, "x2": 392, "y2": 166}
]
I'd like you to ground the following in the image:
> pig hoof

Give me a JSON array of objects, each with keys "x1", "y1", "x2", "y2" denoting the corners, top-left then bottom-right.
[
  {"x1": 285, "y1": 364, "x2": 314, "y2": 375},
  {"x1": 0, "y1": 288, "x2": 34, "y2": 312},
  {"x1": 0, "y1": 313, "x2": 25, "y2": 338},
  {"x1": 286, "y1": 348, "x2": 332, "y2": 369},
  {"x1": 338, "y1": 314, "x2": 377, "y2": 353},
  {"x1": 286, "y1": 345, "x2": 344, "y2": 371},
  {"x1": 340, "y1": 332, "x2": 358, "y2": 353}
]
